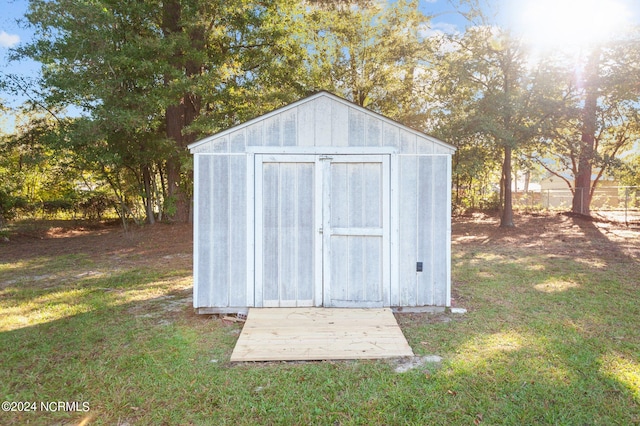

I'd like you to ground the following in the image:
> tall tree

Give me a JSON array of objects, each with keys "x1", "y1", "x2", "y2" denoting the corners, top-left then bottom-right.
[
  {"x1": 533, "y1": 35, "x2": 640, "y2": 215},
  {"x1": 302, "y1": 0, "x2": 434, "y2": 126},
  {"x1": 434, "y1": 25, "x2": 554, "y2": 226},
  {"x1": 15, "y1": 0, "x2": 304, "y2": 223}
]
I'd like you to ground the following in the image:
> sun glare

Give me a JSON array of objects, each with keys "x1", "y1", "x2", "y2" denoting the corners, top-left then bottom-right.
[{"x1": 517, "y1": 0, "x2": 630, "y2": 51}]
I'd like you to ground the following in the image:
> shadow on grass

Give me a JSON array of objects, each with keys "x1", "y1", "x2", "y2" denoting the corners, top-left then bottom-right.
[
  {"x1": 1, "y1": 215, "x2": 639, "y2": 425},
  {"x1": 0, "y1": 282, "x2": 224, "y2": 426},
  {"x1": 436, "y1": 217, "x2": 640, "y2": 424}
]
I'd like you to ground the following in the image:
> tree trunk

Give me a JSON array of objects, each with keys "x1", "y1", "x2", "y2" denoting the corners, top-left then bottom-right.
[
  {"x1": 572, "y1": 48, "x2": 600, "y2": 216},
  {"x1": 165, "y1": 103, "x2": 190, "y2": 223},
  {"x1": 500, "y1": 145, "x2": 515, "y2": 228},
  {"x1": 161, "y1": 0, "x2": 202, "y2": 223},
  {"x1": 142, "y1": 164, "x2": 155, "y2": 225}
]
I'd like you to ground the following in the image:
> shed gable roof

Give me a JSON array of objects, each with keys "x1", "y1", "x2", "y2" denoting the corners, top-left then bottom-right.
[{"x1": 188, "y1": 91, "x2": 455, "y2": 154}]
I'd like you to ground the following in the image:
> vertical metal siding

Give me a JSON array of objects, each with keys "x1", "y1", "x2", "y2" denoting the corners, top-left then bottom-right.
[
  {"x1": 297, "y1": 100, "x2": 315, "y2": 146},
  {"x1": 332, "y1": 102, "x2": 349, "y2": 145},
  {"x1": 417, "y1": 156, "x2": 435, "y2": 306},
  {"x1": 247, "y1": 122, "x2": 263, "y2": 147},
  {"x1": 195, "y1": 155, "x2": 210, "y2": 307},
  {"x1": 366, "y1": 116, "x2": 382, "y2": 147},
  {"x1": 211, "y1": 156, "x2": 230, "y2": 307},
  {"x1": 194, "y1": 154, "x2": 247, "y2": 308},
  {"x1": 230, "y1": 130, "x2": 245, "y2": 153},
  {"x1": 283, "y1": 109, "x2": 297, "y2": 147},
  {"x1": 432, "y1": 156, "x2": 450, "y2": 305},
  {"x1": 315, "y1": 96, "x2": 332, "y2": 146},
  {"x1": 265, "y1": 115, "x2": 281, "y2": 146},
  {"x1": 229, "y1": 156, "x2": 247, "y2": 306},
  {"x1": 349, "y1": 108, "x2": 366, "y2": 147},
  {"x1": 398, "y1": 155, "x2": 418, "y2": 306}
]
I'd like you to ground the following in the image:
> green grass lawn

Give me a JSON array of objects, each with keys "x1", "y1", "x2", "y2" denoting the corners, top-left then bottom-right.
[{"x1": 1, "y1": 215, "x2": 638, "y2": 425}]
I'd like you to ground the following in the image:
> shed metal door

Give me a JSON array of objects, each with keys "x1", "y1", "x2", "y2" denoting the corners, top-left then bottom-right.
[{"x1": 256, "y1": 154, "x2": 389, "y2": 308}]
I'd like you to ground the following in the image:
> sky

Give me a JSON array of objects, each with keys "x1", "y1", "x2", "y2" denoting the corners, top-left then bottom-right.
[{"x1": 1, "y1": 0, "x2": 640, "y2": 131}]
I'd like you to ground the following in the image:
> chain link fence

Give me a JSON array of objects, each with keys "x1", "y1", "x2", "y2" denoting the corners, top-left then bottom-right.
[{"x1": 513, "y1": 186, "x2": 640, "y2": 225}]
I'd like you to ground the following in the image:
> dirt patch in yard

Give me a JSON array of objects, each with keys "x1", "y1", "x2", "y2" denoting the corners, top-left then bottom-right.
[
  {"x1": 0, "y1": 220, "x2": 193, "y2": 271},
  {"x1": 2, "y1": 212, "x2": 638, "y2": 280},
  {"x1": 452, "y1": 211, "x2": 640, "y2": 262}
]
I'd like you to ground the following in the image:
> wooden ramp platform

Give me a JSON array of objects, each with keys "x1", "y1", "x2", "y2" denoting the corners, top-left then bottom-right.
[{"x1": 230, "y1": 308, "x2": 414, "y2": 362}]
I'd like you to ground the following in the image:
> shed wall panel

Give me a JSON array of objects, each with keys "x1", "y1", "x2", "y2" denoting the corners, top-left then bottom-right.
[
  {"x1": 432, "y1": 156, "x2": 450, "y2": 305},
  {"x1": 194, "y1": 155, "x2": 247, "y2": 308},
  {"x1": 213, "y1": 136, "x2": 229, "y2": 153},
  {"x1": 265, "y1": 115, "x2": 281, "y2": 147},
  {"x1": 417, "y1": 157, "x2": 435, "y2": 306},
  {"x1": 417, "y1": 136, "x2": 435, "y2": 154},
  {"x1": 398, "y1": 156, "x2": 418, "y2": 306},
  {"x1": 229, "y1": 156, "x2": 247, "y2": 306},
  {"x1": 211, "y1": 156, "x2": 230, "y2": 306},
  {"x1": 400, "y1": 129, "x2": 417, "y2": 154},
  {"x1": 332, "y1": 102, "x2": 349, "y2": 145},
  {"x1": 315, "y1": 97, "x2": 332, "y2": 146},
  {"x1": 349, "y1": 108, "x2": 366, "y2": 147},
  {"x1": 367, "y1": 116, "x2": 382, "y2": 147},
  {"x1": 383, "y1": 122, "x2": 400, "y2": 149},
  {"x1": 195, "y1": 156, "x2": 213, "y2": 307},
  {"x1": 247, "y1": 122, "x2": 263, "y2": 147},
  {"x1": 230, "y1": 130, "x2": 246, "y2": 153},
  {"x1": 282, "y1": 109, "x2": 297, "y2": 147},
  {"x1": 297, "y1": 102, "x2": 315, "y2": 146}
]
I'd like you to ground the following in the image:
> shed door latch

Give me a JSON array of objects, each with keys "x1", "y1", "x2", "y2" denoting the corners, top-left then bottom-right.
[{"x1": 319, "y1": 155, "x2": 333, "y2": 161}]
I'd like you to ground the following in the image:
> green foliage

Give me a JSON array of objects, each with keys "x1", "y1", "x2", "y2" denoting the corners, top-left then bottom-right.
[
  {"x1": 14, "y1": 0, "x2": 308, "y2": 222},
  {"x1": 614, "y1": 152, "x2": 640, "y2": 187},
  {"x1": 301, "y1": 0, "x2": 433, "y2": 126},
  {"x1": 3, "y1": 0, "x2": 639, "y2": 223},
  {"x1": 529, "y1": 33, "x2": 640, "y2": 213}
]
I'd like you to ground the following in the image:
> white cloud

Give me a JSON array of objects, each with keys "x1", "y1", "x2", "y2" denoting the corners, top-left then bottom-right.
[
  {"x1": 419, "y1": 21, "x2": 459, "y2": 38},
  {"x1": 0, "y1": 31, "x2": 20, "y2": 48}
]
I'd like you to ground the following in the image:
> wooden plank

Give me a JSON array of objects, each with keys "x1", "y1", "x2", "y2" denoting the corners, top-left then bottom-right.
[{"x1": 230, "y1": 308, "x2": 414, "y2": 362}]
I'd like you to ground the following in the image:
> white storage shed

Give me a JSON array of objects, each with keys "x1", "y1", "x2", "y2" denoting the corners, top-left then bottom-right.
[{"x1": 188, "y1": 91, "x2": 455, "y2": 314}]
